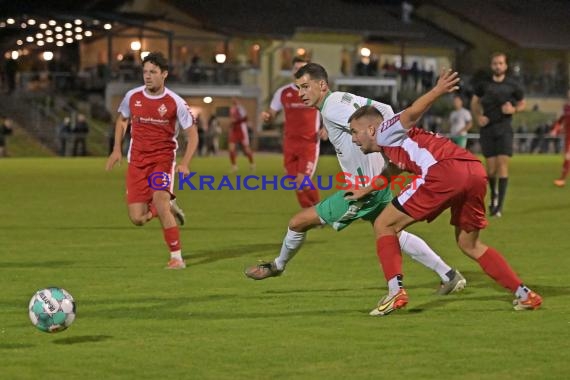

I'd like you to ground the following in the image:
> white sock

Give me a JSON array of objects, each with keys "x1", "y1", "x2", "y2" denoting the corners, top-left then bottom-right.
[
  {"x1": 274, "y1": 228, "x2": 306, "y2": 271},
  {"x1": 515, "y1": 285, "x2": 530, "y2": 300},
  {"x1": 388, "y1": 275, "x2": 403, "y2": 296},
  {"x1": 170, "y1": 250, "x2": 182, "y2": 261},
  {"x1": 399, "y1": 231, "x2": 452, "y2": 282}
]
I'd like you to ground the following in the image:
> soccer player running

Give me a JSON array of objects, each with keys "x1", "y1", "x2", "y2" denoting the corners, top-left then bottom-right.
[
  {"x1": 261, "y1": 57, "x2": 321, "y2": 208},
  {"x1": 348, "y1": 68, "x2": 542, "y2": 315},
  {"x1": 105, "y1": 52, "x2": 197, "y2": 269},
  {"x1": 228, "y1": 98, "x2": 255, "y2": 172},
  {"x1": 246, "y1": 63, "x2": 466, "y2": 296},
  {"x1": 551, "y1": 89, "x2": 570, "y2": 187},
  {"x1": 471, "y1": 52, "x2": 525, "y2": 217}
]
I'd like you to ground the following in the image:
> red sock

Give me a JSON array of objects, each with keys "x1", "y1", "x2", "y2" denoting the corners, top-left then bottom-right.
[
  {"x1": 477, "y1": 247, "x2": 522, "y2": 292},
  {"x1": 561, "y1": 159, "x2": 570, "y2": 179},
  {"x1": 229, "y1": 150, "x2": 237, "y2": 165},
  {"x1": 376, "y1": 235, "x2": 403, "y2": 281},
  {"x1": 163, "y1": 226, "x2": 181, "y2": 252}
]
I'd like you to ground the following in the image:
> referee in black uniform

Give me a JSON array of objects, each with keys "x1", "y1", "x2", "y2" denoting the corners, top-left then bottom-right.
[{"x1": 471, "y1": 52, "x2": 525, "y2": 217}]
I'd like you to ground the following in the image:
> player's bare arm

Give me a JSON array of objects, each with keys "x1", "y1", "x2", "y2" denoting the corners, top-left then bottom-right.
[
  {"x1": 470, "y1": 95, "x2": 489, "y2": 127},
  {"x1": 176, "y1": 126, "x2": 198, "y2": 177},
  {"x1": 345, "y1": 158, "x2": 401, "y2": 201},
  {"x1": 400, "y1": 69, "x2": 460, "y2": 130},
  {"x1": 105, "y1": 114, "x2": 129, "y2": 171}
]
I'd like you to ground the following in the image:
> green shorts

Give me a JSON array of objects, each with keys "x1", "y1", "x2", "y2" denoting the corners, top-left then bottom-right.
[{"x1": 315, "y1": 189, "x2": 393, "y2": 231}]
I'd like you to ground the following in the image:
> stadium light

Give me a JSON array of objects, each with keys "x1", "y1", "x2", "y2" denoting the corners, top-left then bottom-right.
[
  {"x1": 130, "y1": 41, "x2": 142, "y2": 51},
  {"x1": 7, "y1": 18, "x2": 15, "y2": 25},
  {"x1": 27, "y1": 19, "x2": 36, "y2": 25},
  {"x1": 360, "y1": 47, "x2": 371, "y2": 57},
  {"x1": 48, "y1": 20, "x2": 56, "y2": 26},
  {"x1": 103, "y1": 23, "x2": 112, "y2": 30},
  {"x1": 56, "y1": 41, "x2": 64, "y2": 47},
  {"x1": 11, "y1": 50, "x2": 19, "y2": 59},
  {"x1": 20, "y1": 23, "x2": 27, "y2": 29},
  {"x1": 203, "y1": 96, "x2": 213, "y2": 104},
  {"x1": 140, "y1": 51, "x2": 150, "y2": 60},
  {"x1": 215, "y1": 53, "x2": 226, "y2": 64},
  {"x1": 43, "y1": 51, "x2": 54, "y2": 61}
]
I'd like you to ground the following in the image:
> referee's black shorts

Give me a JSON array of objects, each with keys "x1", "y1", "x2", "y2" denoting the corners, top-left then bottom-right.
[{"x1": 479, "y1": 124, "x2": 514, "y2": 157}]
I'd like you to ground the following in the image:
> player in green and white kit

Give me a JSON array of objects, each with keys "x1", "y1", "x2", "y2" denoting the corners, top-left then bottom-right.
[{"x1": 245, "y1": 63, "x2": 465, "y2": 295}]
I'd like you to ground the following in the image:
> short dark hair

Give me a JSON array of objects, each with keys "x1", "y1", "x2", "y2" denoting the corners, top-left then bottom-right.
[
  {"x1": 347, "y1": 105, "x2": 383, "y2": 124},
  {"x1": 294, "y1": 62, "x2": 328, "y2": 84},
  {"x1": 142, "y1": 52, "x2": 169, "y2": 71}
]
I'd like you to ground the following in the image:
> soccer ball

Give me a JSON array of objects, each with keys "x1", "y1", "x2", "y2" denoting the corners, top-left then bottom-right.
[{"x1": 28, "y1": 287, "x2": 76, "y2": 333}]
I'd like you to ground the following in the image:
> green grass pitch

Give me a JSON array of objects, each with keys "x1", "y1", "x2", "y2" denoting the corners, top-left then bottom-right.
[{"x1": 0, "y1": 154, "x2": 568, "y2": 379}]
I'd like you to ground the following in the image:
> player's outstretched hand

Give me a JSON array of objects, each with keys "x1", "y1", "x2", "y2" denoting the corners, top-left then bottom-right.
[
  {"x1": 105, "y1": 150, "x2": 122, "y2": 171},
  {"x1": 435, "y1": 68, "x2": 460, "y2": 95}
]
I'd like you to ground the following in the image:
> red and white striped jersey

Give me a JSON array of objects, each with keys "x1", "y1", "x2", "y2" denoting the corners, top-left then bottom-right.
[
  {"x1": 376, "y1": 113, "x2": 479, "y2": 176},
  {"x1": 118, "y1": 86, "x2": 194, "y2": 166}
]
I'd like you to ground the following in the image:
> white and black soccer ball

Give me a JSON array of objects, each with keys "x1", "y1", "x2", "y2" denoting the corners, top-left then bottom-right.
[{"x1": 28, "y1": 287, "x2": 76, "y2": 333}]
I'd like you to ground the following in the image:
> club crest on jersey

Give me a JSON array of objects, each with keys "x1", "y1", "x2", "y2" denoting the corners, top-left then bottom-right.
[
  {"x1": 135, "y1": 100, "x2": 142, "y2": 107},
  {"x1": 158, "y1": 103, "x2": 168, "y2": 117}
]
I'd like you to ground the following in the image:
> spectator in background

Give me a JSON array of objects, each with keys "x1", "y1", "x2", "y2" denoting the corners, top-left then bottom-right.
[
  {"x1": 471, "y1": 52, "x2": 525, "y2": 217},
  {"x1": 516, "y1": 124, "x2": 529, "y2": 153},
  {"x1": 195, "y1": 114, "x2": 206, "y2": 156},
  {"x1": 4, "y1": 58, "x2": 17, "y2": 94},
  {"x1": 551, "y1": 89, "x2": 570, "y2": 187},
  {"x1": 72, "y1": 113, "x2": 89, "y2": 156},
  {"x1": 448, "y1": 94, "x2": 473, "y2": 148},
  {"x1": 206, "y1": 114, "x2": 222, "y2": 155},
  {"x1": 0, "y1": 117, "x2": 14, "y2": 157},
  {"x1": 58, "y1": 116, "x2": 72, "y2": 156}
]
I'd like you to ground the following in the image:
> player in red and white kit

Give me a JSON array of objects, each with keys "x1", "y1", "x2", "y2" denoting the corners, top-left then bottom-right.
[
  {"x1": 551, "y1": 89, "x2": 570, "y2": 187},
  {"x1": 348, "y1": 69, "x2": 542, "y2": 315},
  {"x1": 106, "y1": 52, "x2": 198, "y2": 269},
  {"x1": 228, "y1": 98, "x2": 255, "y2": 172},
  {"x1": 261, "y1": 57, "x2": 321, "y2": 208}
]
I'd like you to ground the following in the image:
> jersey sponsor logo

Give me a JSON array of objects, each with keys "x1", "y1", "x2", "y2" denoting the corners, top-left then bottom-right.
[
  {"x1": 380, "y1": 115, "x2": 400, "y2": 133},
  {"x1": 158, "y1": 103, "x2": 168, "y2": 117},
  {"x1": 341, "y1": 93, "x2": 353, "y2": 104}
]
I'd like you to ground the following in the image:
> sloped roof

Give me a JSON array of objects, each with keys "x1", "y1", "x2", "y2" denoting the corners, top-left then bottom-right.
[
  {"x1": 428, "y1": 0, "x2": 570, "y2": 50},
  {"x1": 168, "y1": 0, "x2": 466, "y2": 48}
]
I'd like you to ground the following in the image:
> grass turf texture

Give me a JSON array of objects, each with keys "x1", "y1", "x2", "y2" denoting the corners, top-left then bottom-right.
[{"x1": 0, "y1": 154, "x2": 568, "y2": 379}]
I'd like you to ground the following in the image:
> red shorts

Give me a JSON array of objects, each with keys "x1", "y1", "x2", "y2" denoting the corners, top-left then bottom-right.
[
  {"x1": 396, "y1": 159, "x2": 488, "y2": 232},
  {"x1": 283, "y1": 140, "x2": 319, "y2": 177},
  {"x1": 229, "y1": 125, "x2": 249, "y2": 145},
  {"x1": 126, "y1": 161, "x2": 175, "y2": 204}
]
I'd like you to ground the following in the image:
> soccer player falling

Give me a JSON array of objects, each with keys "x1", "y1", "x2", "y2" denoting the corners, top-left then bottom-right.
[
  {"x1": 348, "y1": 68, "x2": 542, "y2": 315},
  {"x1": 246, "y1": 63, "x2": 466, "y2": 297}
]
